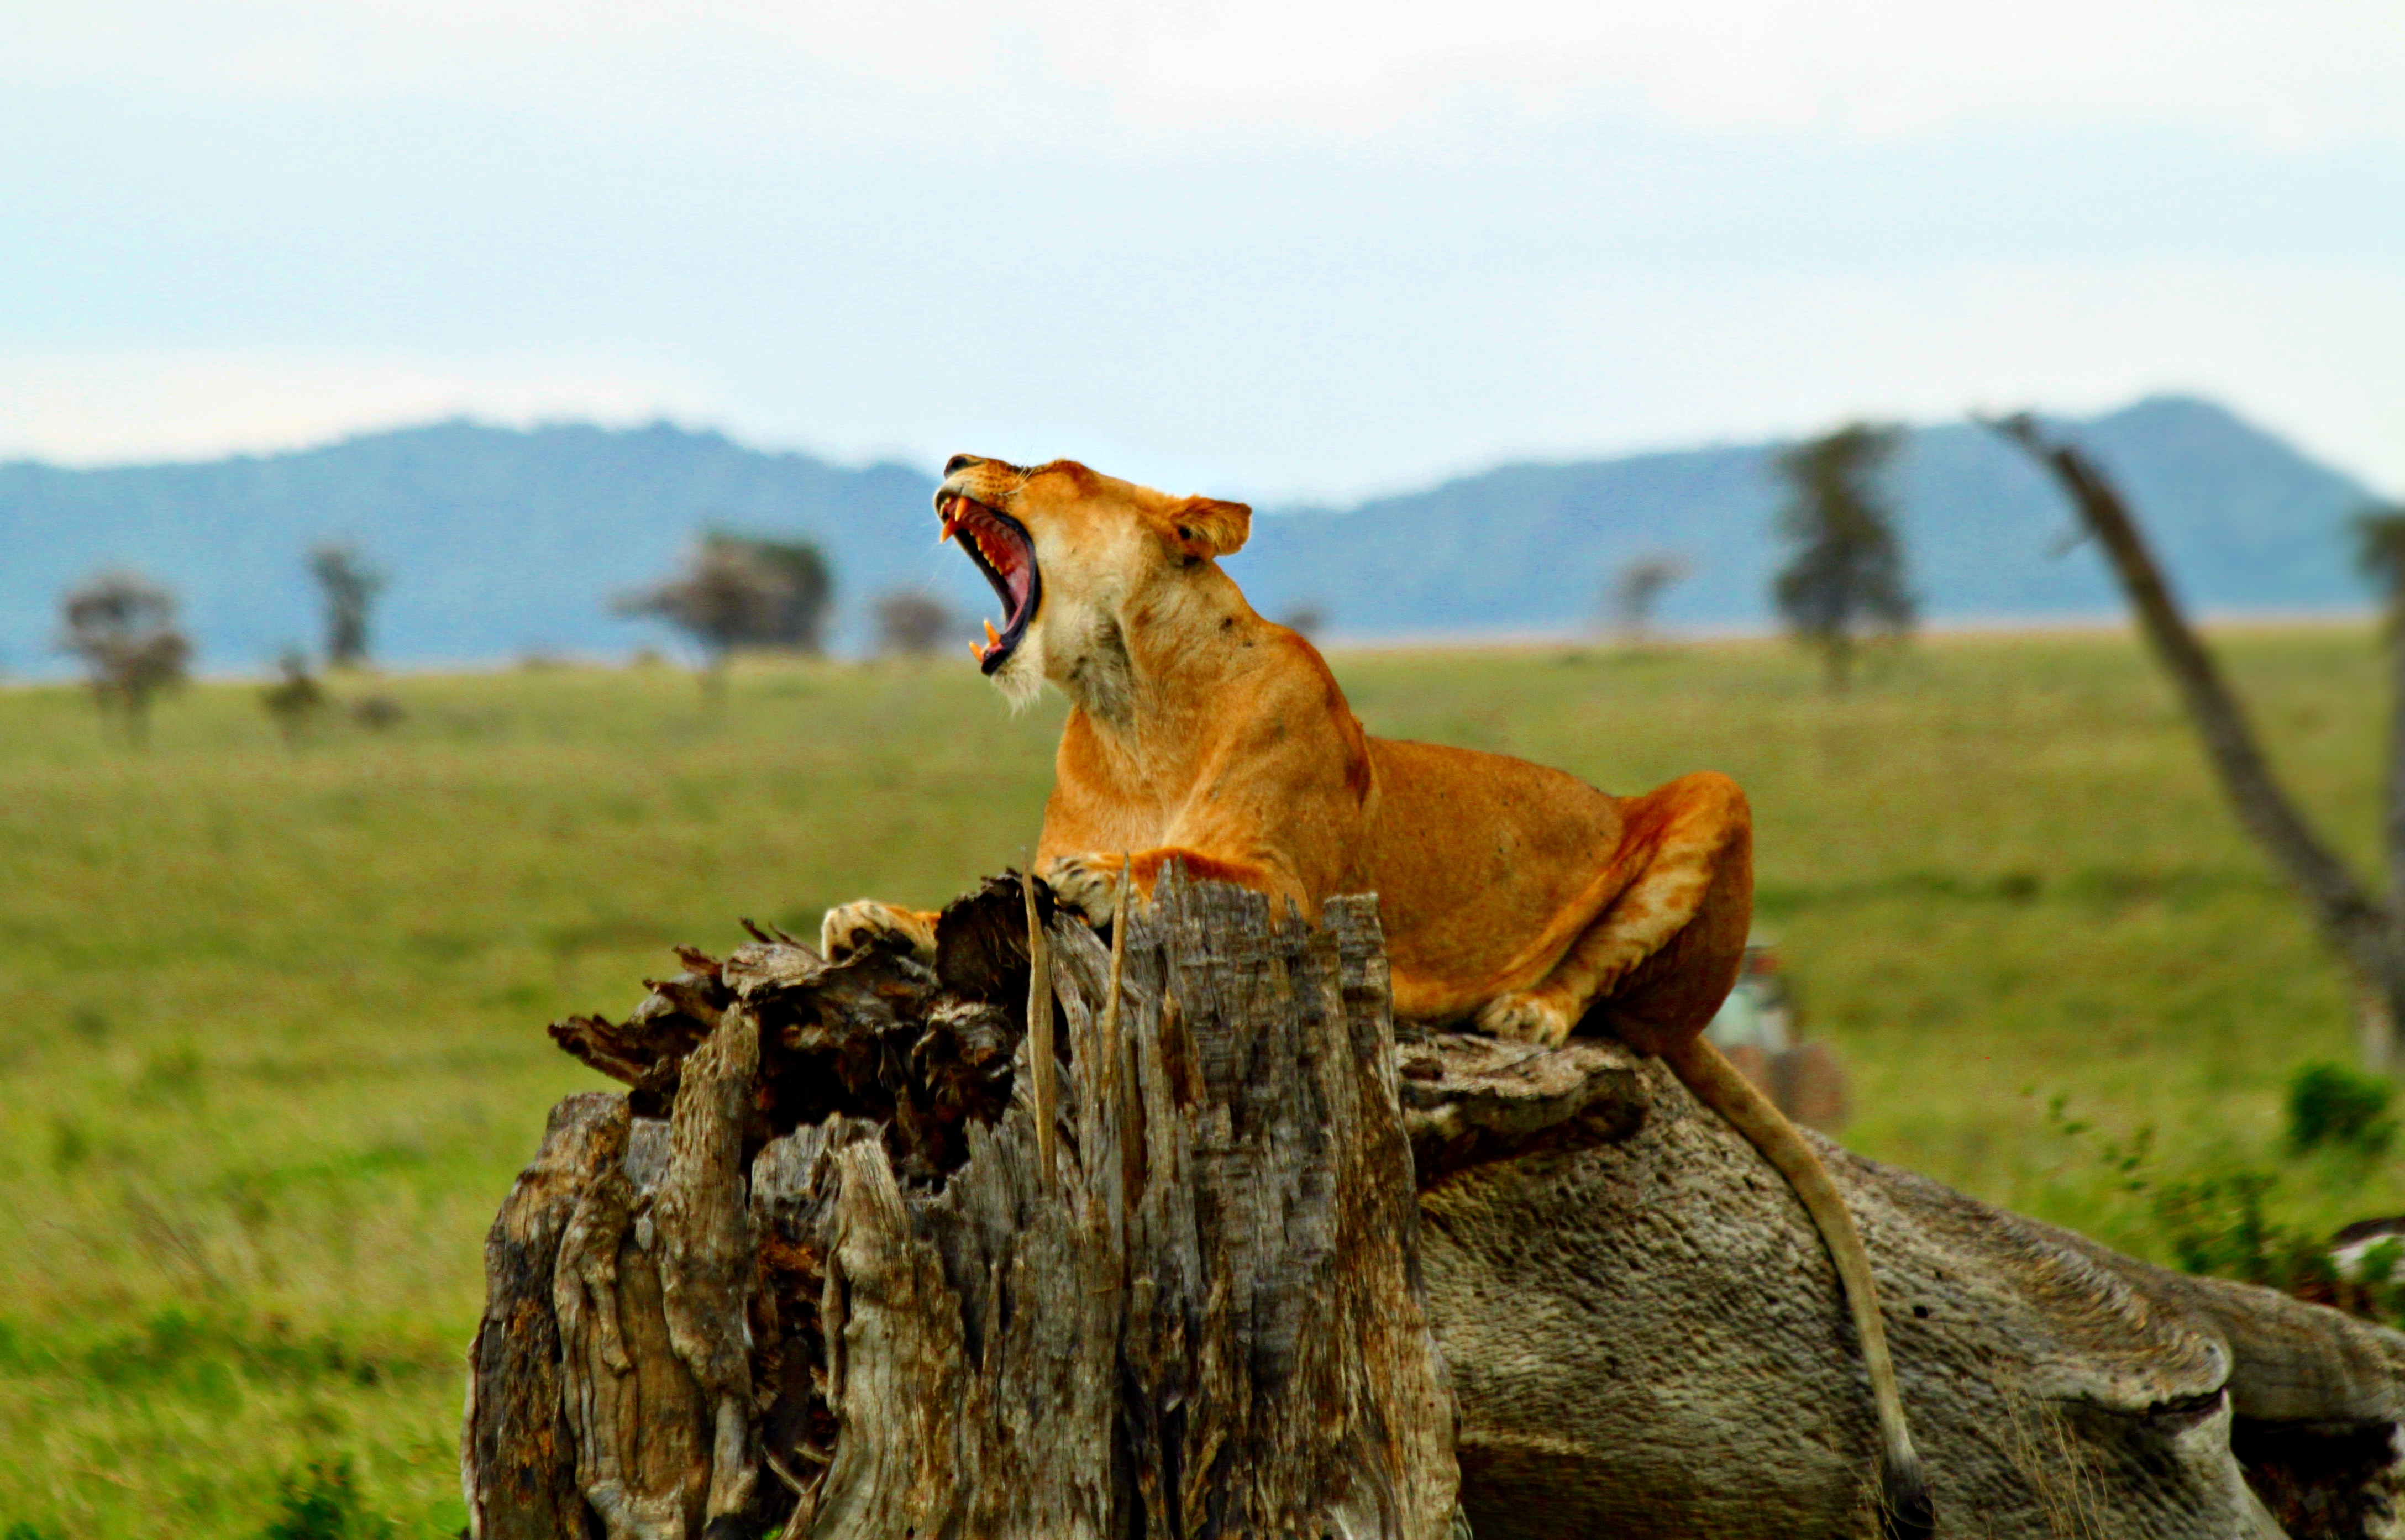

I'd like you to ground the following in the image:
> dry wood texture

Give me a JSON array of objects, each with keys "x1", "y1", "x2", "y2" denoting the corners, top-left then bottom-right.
[
  {"x1": 470, "y1": 875, "x2": 2405, "y2": 1539},
  {"x1": 1416, "y1": 1042, "x2": 2405, "y2": 1539},
  {"x1": 474, "y1": 869, "x2": 1457, "y2": 1539}
]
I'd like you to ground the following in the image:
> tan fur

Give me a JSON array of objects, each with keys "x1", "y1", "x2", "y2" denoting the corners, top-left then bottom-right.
[{"x1": 825, "y1": 455, "x2": 1930, "y2": 1528}]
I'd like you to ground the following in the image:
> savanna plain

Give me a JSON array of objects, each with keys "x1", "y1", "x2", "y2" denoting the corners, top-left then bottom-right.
[{"x1": 0, "y1": 627, "x2": 2389, "y2": 1538}]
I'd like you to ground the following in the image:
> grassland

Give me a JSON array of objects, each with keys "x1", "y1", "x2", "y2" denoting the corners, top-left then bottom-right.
[{"x1": 0, "y1": 627, "x2": 2392, "y2": 1537}]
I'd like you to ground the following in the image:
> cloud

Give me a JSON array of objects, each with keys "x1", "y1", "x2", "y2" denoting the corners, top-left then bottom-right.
[
  {"x1": 9, "y1": 0, "x2": 2402, "y2": 151},
  {"x1": 2, "y1": 2, "x2": 2395, "y2": 493},
  {"x1": 2, "y1": 253, "x2": 2398, "y2": 497},
  {"x1": 0, "y1": 349, "x2": 724, "y2": 467}
]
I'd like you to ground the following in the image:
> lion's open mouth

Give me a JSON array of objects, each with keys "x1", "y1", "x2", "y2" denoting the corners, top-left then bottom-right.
[{"x1": 940, "y1": 495, "x2": 1040, "y2": 674}]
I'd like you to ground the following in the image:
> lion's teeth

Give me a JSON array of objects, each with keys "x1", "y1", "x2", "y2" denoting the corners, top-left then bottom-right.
[
  {"x1": 968, "y1": 639, "x2": 985, "y2": 664},
  {"x1": 983, "y1": 619, "x2": 1001, "y2": 647}
]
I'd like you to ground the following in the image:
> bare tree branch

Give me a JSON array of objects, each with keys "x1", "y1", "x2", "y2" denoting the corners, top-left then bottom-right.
[
  {"x1": 2354, "y1": 508, "x2": 2405, "y2": 921},
  {"x1": 1988, "y1": 413, "x2": 2405, "y2": 1068}
]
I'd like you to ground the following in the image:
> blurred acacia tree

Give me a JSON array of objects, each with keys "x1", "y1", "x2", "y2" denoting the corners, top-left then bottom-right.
[
  {"x1": 1996, "y1": 413, "x2": 2405, "y2": 1076},
  {"x1": 741, "y1": 537, "x2": 836, "y2": 651},
  {"x1": 1605, "y1": 554, "x2": 1689, "y2": 649},
  {"x1": 1279, "y1": 603, "x2": 1329, "y2": 641},
  {"x1": 874, "y1": 591, "x2": 958, "y2": 656},
  {"x1": 307, "y1": 542, "x2": 387, "y2": 669},
  {"x1": 261, "y1": 648, "x2": 328, "y2": 750},
  {"x1": 1771, "y1": 424, "x2": 1914, "y2": 691},
  {"x1": 57, "y1": 569, "x2": 191, "y2": 747},
  {"x1": 615, "y1": 532, "x2": 835, "y2": 700}
]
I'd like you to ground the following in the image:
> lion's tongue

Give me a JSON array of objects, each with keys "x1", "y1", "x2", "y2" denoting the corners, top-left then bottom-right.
[
  {"x1": 978, "y1": 527, "x2": 1032, "y2": 629},
  {"x1": 999, "y1": 553, "x2": 1032, "y2": 626}
]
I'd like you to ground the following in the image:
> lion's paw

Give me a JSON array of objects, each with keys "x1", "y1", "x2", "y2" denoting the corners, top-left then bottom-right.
[
  {"x1": 1044, "y1": 853, "x2": 1127, "y2": 926},
  {"x1": 1475, "y1": 992, "x2": 1575, "y2": 1047},
  {"x1": 820, "y1": 900, "x2": 938, "y2": 963}
]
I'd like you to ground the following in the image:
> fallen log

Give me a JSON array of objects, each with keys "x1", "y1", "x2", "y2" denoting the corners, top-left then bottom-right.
[
  {"x1": 465, "y1": 873, "x2": 2405, "y2": 1539},
  {"x1": 1419, "y1": 1047, "x2": 2405, "y2": 1539}
]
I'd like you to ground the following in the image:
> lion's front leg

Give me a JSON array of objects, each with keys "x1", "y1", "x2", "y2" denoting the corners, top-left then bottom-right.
[
  {"x1": 1041, "y1": 847, "x2": 1285, "y2": 924},
  {"x1": 820, "y1": 899, "x2": 941, "y2": 963}
]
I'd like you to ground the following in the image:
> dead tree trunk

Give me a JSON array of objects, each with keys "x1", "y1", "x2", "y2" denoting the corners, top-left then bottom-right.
[
  {"x1": 466, "y1": 873, "x2": 2405, "y2": 1538},
  {"x1": 1988, "y1": 413, "x2": 2405, "y2": 1074},
  {"x1": 464, "y1": 869, "x2": 1458, "y2": 1539}
]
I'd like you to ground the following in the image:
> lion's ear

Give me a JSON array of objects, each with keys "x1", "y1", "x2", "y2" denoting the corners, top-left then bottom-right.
[{"x1": 1167, "y1": 497, "x2": 1252, "y2": 560}]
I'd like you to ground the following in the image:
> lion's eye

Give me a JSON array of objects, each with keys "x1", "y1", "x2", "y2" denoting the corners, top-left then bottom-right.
[{"x1": 1175, "y1": 525, "x2": 1196, "y2": 541}]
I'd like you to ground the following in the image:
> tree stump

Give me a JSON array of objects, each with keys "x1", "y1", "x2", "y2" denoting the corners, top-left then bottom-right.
[
  {"x1": 465, "y1": 869, "x2": 1458, "y2": 1540},
  {"x1": 465, "y1": 875, "x2": 2405, "y2": 1539}
]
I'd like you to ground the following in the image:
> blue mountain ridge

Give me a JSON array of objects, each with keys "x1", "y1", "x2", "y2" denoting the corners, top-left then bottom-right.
[
  {"x1": 0, "y1": 395, "x2": 2375, "y2": 675},
  {"x1": 1227, "y1": 397, "x2": 2376, "y2": 637}
]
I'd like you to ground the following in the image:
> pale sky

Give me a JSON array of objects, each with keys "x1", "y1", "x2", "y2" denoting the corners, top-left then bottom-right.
[{"x1": 3, "y1": 0, "x2": 2401, "y2": 498}]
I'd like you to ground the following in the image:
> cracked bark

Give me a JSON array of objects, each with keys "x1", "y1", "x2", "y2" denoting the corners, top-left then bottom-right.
[{"x1": 475, "y1": 869, "x2": 1457, "y2": 1539}]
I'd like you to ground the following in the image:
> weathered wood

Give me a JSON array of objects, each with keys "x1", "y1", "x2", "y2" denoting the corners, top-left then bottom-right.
[
  {"x1": 649, "y1": 1000, "x2": 760, "y2": 1533},
  {"x1": 1023, "y1": 867, "x2": 1059, "y2": 1191},
  {"x1": 470, "y1": 870, "x2": 1458, "y2": 1539},
  {"x1": 775, "y1": 873, "x2": 1459, "y2": 1537},
  {"x1": 464, "y1": 1092, "x2": 625, "y2": 1540},
  {"x1": 1105, "y1": 877, "x2": 1458, "y2": 1537},
  {"x1": 1393, "y1": 1029, "x2": 1646, "y2": 1181},
  {"x1": 473, "y1": 876, "x2": 2405, "y2": 1539},
  {"x1": 1419, "y1": 1046, "x2": 2405, "y2": 1539},
  {"x1": 553, "y1": 1111, "x2": 711, "y2": 1540}
]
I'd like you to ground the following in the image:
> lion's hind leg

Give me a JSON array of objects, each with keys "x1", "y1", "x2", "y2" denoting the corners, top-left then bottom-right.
[
  {"x1": 1474, "y1": 772, "x2": 1932, "y2": 1535},
  {"x1": 1475, "y1": 770, "x2": 1753, "y2": 1049}
]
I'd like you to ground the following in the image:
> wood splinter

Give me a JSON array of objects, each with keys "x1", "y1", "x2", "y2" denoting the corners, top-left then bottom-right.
[{"x1": 1022, "y1": 864, "x2": 1057, "y2": 1191}]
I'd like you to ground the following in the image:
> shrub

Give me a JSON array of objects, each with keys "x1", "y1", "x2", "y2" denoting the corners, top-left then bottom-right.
[
  {"x1": 2287, "y1": 1061, "x2": 2396, "y2": 1156},
  {"x1": 2149, "y1": 1169, "x2": 2331, "y2": 1291},
  {"x1": 264, "y1": 1457, "x2": 373, "y2": 1540}
]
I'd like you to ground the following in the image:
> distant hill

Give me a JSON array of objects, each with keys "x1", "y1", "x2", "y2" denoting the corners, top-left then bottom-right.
[
  {"x1": 0, "y1": 421, "x2": 956, "y2": 672},
  {"x1": 1230, "y1": 396, "x2": 2378, "y2": 638},
  {"x1": 0, "y1": 396, "x2": 2376, "y2": 675}
]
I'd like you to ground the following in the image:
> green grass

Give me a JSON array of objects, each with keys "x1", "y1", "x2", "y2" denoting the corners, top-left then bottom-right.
[{"x1": 0, "y1": 629, "x2": 2392, "y2": 1536}]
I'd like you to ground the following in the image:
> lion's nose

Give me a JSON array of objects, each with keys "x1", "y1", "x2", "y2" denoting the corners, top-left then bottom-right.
[{"x1": 944, "y1": 454, "x2": 985, "y2": 477}]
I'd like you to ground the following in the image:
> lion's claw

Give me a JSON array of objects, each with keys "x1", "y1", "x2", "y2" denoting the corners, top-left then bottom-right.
[
  {"x1": 1475, "y1": 993, "x2": 1574, "y2": 1047},
  {"x1": 1044, "y1": 854, "x2": 1126, "y2": 926}
]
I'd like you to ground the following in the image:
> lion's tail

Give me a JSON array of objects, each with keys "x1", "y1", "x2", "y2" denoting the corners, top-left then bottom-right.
[{"x1": 1660, "y1": 1036, "x2": 1935, "y2": 1540}]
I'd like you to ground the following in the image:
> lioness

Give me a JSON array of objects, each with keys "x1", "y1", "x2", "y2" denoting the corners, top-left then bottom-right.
[{"x1": 827, "y1": 454, "x2": 1933, "y2": 1534}]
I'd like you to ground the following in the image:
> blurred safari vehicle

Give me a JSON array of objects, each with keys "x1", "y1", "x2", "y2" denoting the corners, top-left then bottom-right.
[{"x1": 1703, "y1": 933, "x2": 1851, "y2": 1132}]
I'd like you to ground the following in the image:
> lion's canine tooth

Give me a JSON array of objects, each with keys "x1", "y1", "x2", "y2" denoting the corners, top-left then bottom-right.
[
  {"x1": 967, "y1": 639, "x2": 985, "y2": 664},
  {"x1": 983, "y1": 619, "x2": 1001, "y2": 648}
]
